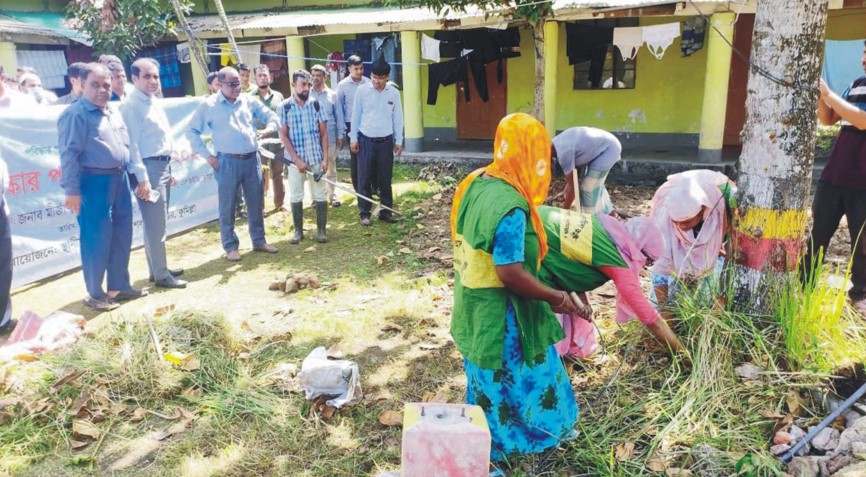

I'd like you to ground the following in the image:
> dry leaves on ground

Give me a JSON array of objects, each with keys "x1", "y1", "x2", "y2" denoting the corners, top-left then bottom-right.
[{"x1": 378, "y1": 410, "x2": 402, "y2": 427}]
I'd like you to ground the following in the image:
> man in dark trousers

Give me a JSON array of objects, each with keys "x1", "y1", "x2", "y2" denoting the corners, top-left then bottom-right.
[
  {"x1": 349, "y1": 55, "x2": 403, "y2": 226},
  {"x1": 58, "y1": 63, "x2": 147, "y2": 310},
  {"x1": 336, "y1": 55, "x2": 371, "y2": 193},
  {"x1": 802, "y1": 41, "x2": 866, "y2": 313}
]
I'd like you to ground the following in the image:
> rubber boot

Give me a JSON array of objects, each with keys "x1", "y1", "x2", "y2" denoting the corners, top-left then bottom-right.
[
  {"x1": 315, "y1": 201, "x2": 328, "y2": 243},
  {"x1": 290, "y1": 202, "x2": 304, "y2": 244}
]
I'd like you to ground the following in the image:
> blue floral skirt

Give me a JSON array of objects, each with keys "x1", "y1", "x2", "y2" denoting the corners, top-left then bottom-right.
[{"x1": 464, "y1": 304, "x2": 579, "y2": 462}]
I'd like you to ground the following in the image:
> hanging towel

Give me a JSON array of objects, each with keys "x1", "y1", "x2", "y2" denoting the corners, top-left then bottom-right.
[
  {"x1": 642, "y1": 22, "x2": 680, "y2": 60},
  {"x1": 421, "y1": 34, "x2": 441, "y2": 63},
  {"x1": 613, "y1": 26, "x2": 643, "y2": 61},
  {"x1": 219, "y1": 43, "x2": 237, "y2": 66}
]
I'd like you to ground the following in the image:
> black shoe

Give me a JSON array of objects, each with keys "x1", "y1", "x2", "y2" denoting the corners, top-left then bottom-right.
[
  {"x1": 360, "y1": 217, "x2": 372, "y2": 226},
  {"x1": 149, "y1": 268, "x2": 184, "y2": 282},
  {"x1": 111, "y1": 288, "x2": 149, "y2": 302},
  {"x1": 155, "y1": 277, "x2": 188, "y2": 289},
  {"x1": 379, "y1": 214, "x2": 399, "y2": 224},
  {"x1": 0, "y1": 318, "x2": 17, "y2": 335}
]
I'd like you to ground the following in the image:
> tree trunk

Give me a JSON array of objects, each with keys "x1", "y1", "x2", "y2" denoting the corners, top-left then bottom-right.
[
  {"x1": 730, "y1": 0, "x2": 829, "y2": 311},
  {"x1": 532, "y1": 19, "x2": 545, "y2": 121},
  {"x1": 213, "y1": 0, "x2": 242, "y2": 65}
]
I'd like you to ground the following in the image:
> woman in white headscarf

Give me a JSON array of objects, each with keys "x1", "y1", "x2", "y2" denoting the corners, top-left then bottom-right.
[{"x1": 649, "y1": 169, "x2": 737, "y2": 308}]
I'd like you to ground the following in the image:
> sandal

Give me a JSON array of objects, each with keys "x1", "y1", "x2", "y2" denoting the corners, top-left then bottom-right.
[
  {"x1": 110, "y1": 288, "x2": 148, "y2": 302},
  {"x1": 83, "y1": 297, "x2": 120, "y2": 311}
]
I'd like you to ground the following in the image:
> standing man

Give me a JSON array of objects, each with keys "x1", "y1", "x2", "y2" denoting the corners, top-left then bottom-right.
[
  {"x1": 310, "y1": 64, "x2": 344, "y2": 207},
  {"x1": 252, "y1": 64, "x2": 287, "y2": 212},
  {"x1": 336, "y1": 55, "x2": 371, "y2": 192},
  {"x1": 802, "y1": 42, "x2": 866, "y2": 312},
  {"x1": 55, "y1": 62, "x2": 86, "y2": 105},
  {"x1": 207, "y1": 72, "x2": 221, "y2": 95},
  {"x1": 58, "y1": 63, "x2": 147, "y2": 311},
  {"x1": 349, "y1": 56, "x2": 403, "y2": 226},
  {"x1": 107, "y1": 62, "x2": 128, "y2": 101},
  {"x1": 120, "y1": 58, "x2": 187, "y2": 289},
  {"x1": 238, "y1": 63, "x2": 256, "y2": 95},
  {"x1": 551, "y1": 126, "x2": 622, "y2": 215},
  {"x1": 279, "y1": 69, "x2": 330, "y2": 243},
  {"x1": 187, "y1": 66, "x2": 280, "y2": 262},
  {"x1": 0, "y1": 153, "x2": 14, "y2": 334},
  {"x1": 0, "y1": 64, "x2": 36, "y2": 108}
]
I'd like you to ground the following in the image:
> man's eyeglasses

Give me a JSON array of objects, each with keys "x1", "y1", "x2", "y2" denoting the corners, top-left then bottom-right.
[{"x1": 223, "y1": 82, "x2": 241, "y2": 88}]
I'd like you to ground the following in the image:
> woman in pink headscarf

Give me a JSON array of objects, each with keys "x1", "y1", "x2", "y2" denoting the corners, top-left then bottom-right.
[
  {"x1": 649, "y1": 169, "x2": 737, "y2": 308},
  {"x1": 537, "y1": 205, "x2": 683, "y2": 355}
]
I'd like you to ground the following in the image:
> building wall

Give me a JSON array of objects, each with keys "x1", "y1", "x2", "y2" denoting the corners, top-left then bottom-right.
[
  {"x1": 827, "y1": 8, "x2": 866, "y2": 40},
  {"x1": 554, "y1": 16, "x2": 706, "y2": 138}
]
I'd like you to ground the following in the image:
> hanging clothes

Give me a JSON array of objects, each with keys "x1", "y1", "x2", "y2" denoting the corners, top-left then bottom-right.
[
  {"x1": 327, "y1": 51, "x2": 345, "y2": 87},
  {"x1": 372, "y1": 34, "x2": 399, "y2": 77},
  {"x1": 434, "y1": 31, "x2": 465, "y2": 58},
  {"x1": 565, "y1": 23, "x2": 612, "y2": 88},
  {"x1": 261, "y1": 39, "x2": 287, "y2": 80},
  {"x1": 421, "y1": 34, "x2": 441, "y2": 63},
  {"x1": 427, "y1": 58, "x2": 468, "y2": 105},
  {"x1": 219, "y1": 43, "x2": 237, "y2": 66},
  {"x1": 642, "y1": 22, "x2": 681, "y2": 60},
  {"x1": 680, "y1": 17, "x2": 706, "y2": 57},
  {"x1": 466, "y1": 51, "x2": 490, "y2": 102},
  {"x1": 344, "y1": 38, "x2": 372, "y2": 76},
  {"x1": 613, "y1": 26, "x2": 643, "y2": 61}
]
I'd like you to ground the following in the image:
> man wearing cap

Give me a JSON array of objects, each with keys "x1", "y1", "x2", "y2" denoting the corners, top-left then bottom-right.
[
  {"x1": 187, "y1": 66, "x2": 280, "y2": 262},
  {"x1": 58, "y1": 62, "x2": 147, "y2": 311},
  {"x1": 349, "y1": 55, "x2": 403, "y2": 226},
  {"x1": 120, "y1": 58, "x2": 187, "y2": 289},
  {"x1": 310, "y1": 64, "x2": 344, "y2": 207}
]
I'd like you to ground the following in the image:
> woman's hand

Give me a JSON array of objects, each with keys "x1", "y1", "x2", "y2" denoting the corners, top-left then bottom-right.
[{"x1": 550, "y1": 290, "x2": 579, "y2": 314}]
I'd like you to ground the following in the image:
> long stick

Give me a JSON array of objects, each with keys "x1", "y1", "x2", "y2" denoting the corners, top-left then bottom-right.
[
  {"x1": 144, "y1": 313, "x2": 165, "y2": 362},
  {"x1": 258, "y1": 147, "x2": 403, "y2": 216},
  {"x1": 780, "y1": 381, "x2": 866, "y2": 463}
]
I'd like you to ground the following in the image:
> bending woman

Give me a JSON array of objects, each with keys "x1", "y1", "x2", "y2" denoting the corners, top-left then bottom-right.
[
  {"x1": 451, "y1": 113, "x2": 579, "y2": 462},
  {"x1": 649, "y1": 169, "x2": 737, "y2": 307},
  {"x1": 537, "y1": 206, "x2": 683, "y2": 354}
]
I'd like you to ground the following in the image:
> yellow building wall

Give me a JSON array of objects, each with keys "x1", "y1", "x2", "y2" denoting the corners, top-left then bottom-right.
[
  {"x1": 554, "y1": 17, "x2": 707, "y2": 134},
  {"x1": 826, "y1": 8, "x2": 866, "y2": 40}
]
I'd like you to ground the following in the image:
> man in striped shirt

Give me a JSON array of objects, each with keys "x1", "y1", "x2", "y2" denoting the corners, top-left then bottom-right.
[
  {"x1": 803, "y1": 41, "x2": 866, "y2": 313},
  {"x1": 279, "y1": 69, "x2": 330, "y2": 244}
]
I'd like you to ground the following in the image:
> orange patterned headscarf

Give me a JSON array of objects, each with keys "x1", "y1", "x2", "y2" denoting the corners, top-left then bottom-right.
[{"x1": 450, "y1": 113, "x2": 552, "y2": 268}]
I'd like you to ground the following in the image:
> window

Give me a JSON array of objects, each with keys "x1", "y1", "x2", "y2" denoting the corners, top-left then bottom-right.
[{"x1": 570, "y1": 18, "x2": 638, "y2": 90}]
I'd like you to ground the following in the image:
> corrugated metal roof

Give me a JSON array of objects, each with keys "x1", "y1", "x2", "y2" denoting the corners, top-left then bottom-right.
[
  {"x1": 0, "y1": 15, "x2": 67, "y2": 39},
  {"x1": 0, "y1": 12, "x2": 91, "y2": 45},
  {"x1": 185, "y1": 5, "x2": 508, "y2": 38}
]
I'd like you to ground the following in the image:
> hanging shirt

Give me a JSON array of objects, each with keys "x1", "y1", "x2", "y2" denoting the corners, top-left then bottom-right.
[
  {"x1": 613, "y1": 26, "x2": 643, "y2": 61},
  {"x1": 642, "y1": 22, "x2": 681, "y2": 60},
  {"x1": 421, "y1": 34, "x2": 441, "y2": 63},
  {"x1": 427, "y1": 58, "x2": 469, "y2": 105}
]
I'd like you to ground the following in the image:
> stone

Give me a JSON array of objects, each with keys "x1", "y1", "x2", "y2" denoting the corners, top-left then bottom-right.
[
  {"x1": 834, "y1": 461, "x2": 866, "y2": 477},
  {"x1": 789, "y1": 426, "x2": 811, "y2": 455},
  {"x1": 786, "y1": 457, "x2": 819, "y2": 477},
  {"x1": 735, "y1": 363, "x2": 763, "y2": 381},
  {"x1": 811, "y1": 427, "x2": 841, "y2": 453},
  {"x1": 820, "y1": 453, "x2": 854, "y2": 476},
  {"x1": 775, "y1": 431, "x2": 793, "y2": 445},
  {"x1": 771, "y1": 444, "x2": 792, "y2": 455},
  {"x1": 836, "y1": 416, "x2": 866, "y2": 453},
  {"x1": 851, "y1": 441, "x2": 866, "y2": 460}
]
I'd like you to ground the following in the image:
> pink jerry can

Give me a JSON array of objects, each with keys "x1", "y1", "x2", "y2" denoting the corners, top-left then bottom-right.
[{"x1": 401, "y1": 403, "x2": 491, "y2": 477}]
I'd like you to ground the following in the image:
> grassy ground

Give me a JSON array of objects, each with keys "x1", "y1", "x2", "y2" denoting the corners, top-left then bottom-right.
[{"x1": 1, "y1": 164, "x2": 864, "y2": 476}]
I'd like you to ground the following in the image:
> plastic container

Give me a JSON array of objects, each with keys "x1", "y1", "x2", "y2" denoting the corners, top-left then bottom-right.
[{"x1": 401, "y1": 403, "x2": 490, "y2": 477}]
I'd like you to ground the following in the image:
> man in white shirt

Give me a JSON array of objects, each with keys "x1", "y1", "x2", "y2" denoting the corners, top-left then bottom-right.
[
  {"x1": 120, "y1": 58, "x2": 187, "y2": 288},
  {"x1": 0, "y1": 64, "x2": 37, "y2": 108}
]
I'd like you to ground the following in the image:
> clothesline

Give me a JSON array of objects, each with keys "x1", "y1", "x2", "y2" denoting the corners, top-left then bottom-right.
[{"x1": 204, "y1": 44, "x2": 438, "y2": 67}]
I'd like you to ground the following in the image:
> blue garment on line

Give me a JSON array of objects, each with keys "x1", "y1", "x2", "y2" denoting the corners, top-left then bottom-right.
[
  {"x1": 463, "y1": 211, "x2": 579, "y2": 462},
  {"x1": 823, "y1": 39, "x2": 866, "y2": 96}
]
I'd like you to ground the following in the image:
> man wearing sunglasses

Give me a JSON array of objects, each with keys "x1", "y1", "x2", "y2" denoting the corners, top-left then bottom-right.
[{"x1": 187, "y1": 66, "x2": 280, "y2": 262}]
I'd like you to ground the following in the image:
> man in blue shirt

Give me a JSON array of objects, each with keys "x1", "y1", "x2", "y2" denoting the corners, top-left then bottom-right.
[
  {"x1": 58, "y1": 63, "x2": 147, "y2": 311},
  {"x1": 349, "y1": 56, "x2": 404, "y2": 225},
  {"x1": 120, "y1": 58, "x2": 187, "y2": 289},
  {"x1": 279, "y1": 69, "x2": 330, "y2": 244},
  {"x1": 310, "y1": 64, "x2": 344, "y2": 207},
  {"x1": 187, "y1": 66, "x2": 280, "y2": 262}
]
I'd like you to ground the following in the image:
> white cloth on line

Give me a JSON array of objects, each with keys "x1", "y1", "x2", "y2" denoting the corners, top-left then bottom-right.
[
  {"x1": 15, "y1": 50, "x2": 68, "y2": 90},
  {"x1": 642, "y1": 22, "x2": 681, "y2": 60},
  {"x1": 421, "y1": 34, "x2": 441, "y2": 63},
  {"x1": 461, "y1": 49, "x2": 474, "y2": 57},
  {"x1": 613, "y1": 26, "x2": 643, "y2": 61}
]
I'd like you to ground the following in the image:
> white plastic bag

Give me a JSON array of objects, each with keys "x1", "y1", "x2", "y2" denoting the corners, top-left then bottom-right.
[{"x1": 298, "y1": 346, "x2": 362, "y2": 408}]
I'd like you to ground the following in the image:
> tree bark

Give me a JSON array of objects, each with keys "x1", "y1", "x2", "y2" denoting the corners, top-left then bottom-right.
[
  {"x1": 532, "y1": 19, "x2": 545, "y2": 121},
  {"x1": 731, "y1": 0, "x2": 829, "y2": 311}
]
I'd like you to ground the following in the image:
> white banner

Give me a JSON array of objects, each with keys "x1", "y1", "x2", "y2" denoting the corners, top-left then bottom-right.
[{"x1": 0, "y1": 97, "x2": 217, "y2": 288}]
